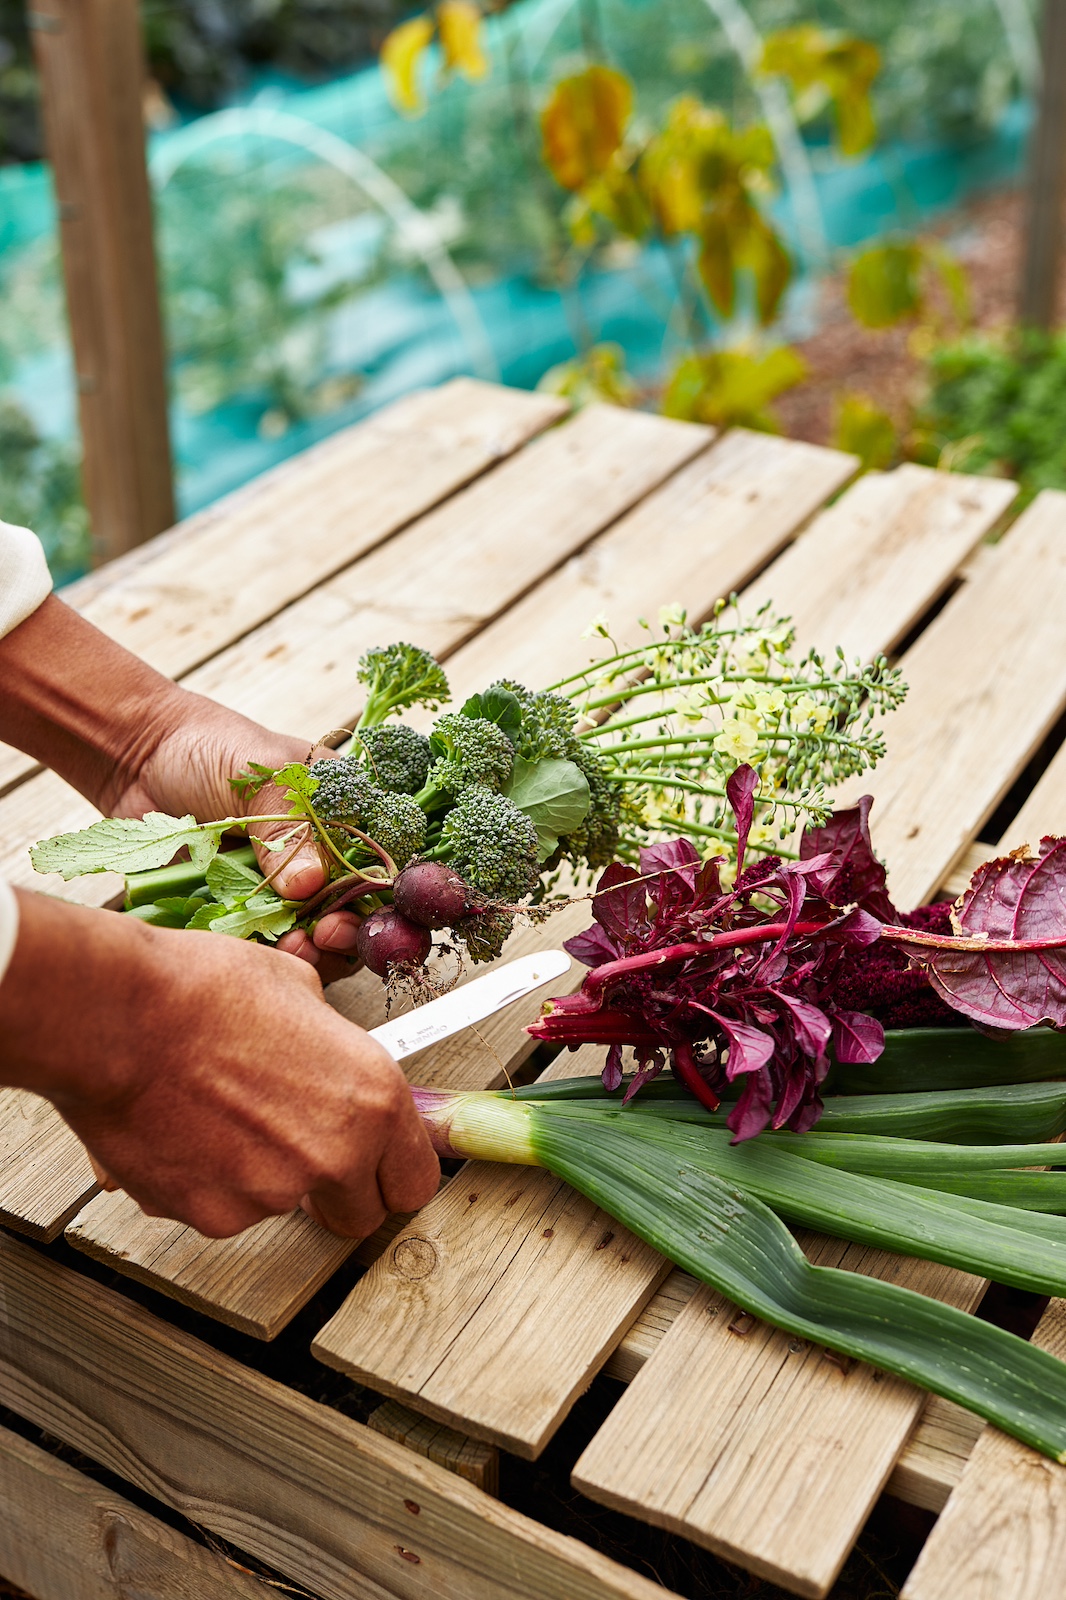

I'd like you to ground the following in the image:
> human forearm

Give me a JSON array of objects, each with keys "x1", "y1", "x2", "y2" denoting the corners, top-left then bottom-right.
[{"x1": 0, "y1": 594, "x2": 188, "y2": 810}]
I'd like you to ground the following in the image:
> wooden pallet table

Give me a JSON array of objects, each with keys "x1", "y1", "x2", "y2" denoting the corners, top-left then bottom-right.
[{"x1": 2, "y1": 375, "x2": 1065, "y2": 1600}]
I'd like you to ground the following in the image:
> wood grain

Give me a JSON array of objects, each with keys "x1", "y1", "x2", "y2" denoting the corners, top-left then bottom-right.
[
  {"x1": 0, "y1": 378, "x2": 565, "y2": 797},
  {"x1": 604, "y1": 1272, "x2": 980, "y2": 1514},
  {"x1": 742, "y1": 463, "x2": 1016, "y2": 659},
  {"x1": 833, "y1": 488, "x2": 1066, "y2": 910},
  {"x1": 0, "y1": 1415, "x2": 275, "y2": 1600},
  {"x1": 940, "y1": 731, "x2": 1066, "y2": 899},
  {"x1": 425, "y1": 428, "x2": 856, "y2": 713},
  {"x1": 313, "y1": 1043, "x2": 672, "y2": 1459},
  {"x1": 31, "y1": 0, "x2": 175, "y2": 564},
  {"x1": 178, "y1": 403, "x2": 709, "y2": 738},
  {"x1": 0, "y1": 1089, "x2": 98, "y2": 1242},
  {"x1": 368, "y1": 1401, "x2": 499, "y2": 1494},
  {"x1": 0, "y1": 1233, "x2": 671, "y2": 1600},
  {"x1": 65, "y1": 901, "x2": 593, "y2": 1337},
  {"x1": 573, "y1": 1237, "x2": 985, "y2": 1600},
  {"x1": 902, "y1": 1300, "x2": 1066, "y2": 1600}
]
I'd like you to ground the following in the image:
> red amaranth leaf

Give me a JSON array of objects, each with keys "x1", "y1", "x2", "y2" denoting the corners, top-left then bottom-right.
[
  {"x1": 801, "y1": 796, "x2": 899, "y2": 923},
  {"x1": 727, "y1": 763, "x2": 759, "y2": 875},
  {"x1": 912, "y1": 838, "x2": 1066, "y2": 1030}
]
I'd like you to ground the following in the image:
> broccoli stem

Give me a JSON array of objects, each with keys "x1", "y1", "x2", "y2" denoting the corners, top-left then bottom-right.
[{"x1": 124, "y1": 845, "x2": 259, "y2": 908}]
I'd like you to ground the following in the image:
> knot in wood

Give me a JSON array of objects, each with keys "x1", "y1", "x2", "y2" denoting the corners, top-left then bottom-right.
[{"x1": 392, "y1": 1236, "x2": 439, "y2": 1280}]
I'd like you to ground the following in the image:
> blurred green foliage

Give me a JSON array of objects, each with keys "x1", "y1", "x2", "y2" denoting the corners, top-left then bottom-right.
[
  {"x1": 914, "y1": 332, "x2": 1066, "y2": 502},
  {"x1": 0, "y1": 396, "x2": 89, "y2": 583}
]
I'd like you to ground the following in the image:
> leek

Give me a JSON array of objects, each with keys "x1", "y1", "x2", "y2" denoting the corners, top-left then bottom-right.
[{"x1": 413, "y1": 1087, "x2": 1066, "y2": 1461}]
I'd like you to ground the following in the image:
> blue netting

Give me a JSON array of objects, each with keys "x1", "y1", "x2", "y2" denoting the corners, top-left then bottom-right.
[{"x1": 0, "y1": 0, "x2": 1038, "y2": 580}]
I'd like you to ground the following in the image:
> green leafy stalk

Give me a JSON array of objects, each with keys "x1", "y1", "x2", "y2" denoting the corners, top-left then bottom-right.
[{"x1": 413, "y1": 1088, "x2": 1066, "y2": 1461}]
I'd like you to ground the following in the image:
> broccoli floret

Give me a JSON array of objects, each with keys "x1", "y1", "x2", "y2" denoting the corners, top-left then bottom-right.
[
  {"x1": 421, "y1": 714, "x2": 515, "y2": 801},
  {"x1": 456, "y1": 910, "x2": 514, "y2": 964},
  {"x1": 309, "y1": 758, "x2": 426, "y2": 869},
  {"x1": 364, "y1": 790, "x2": 427, "y2": 869},
  {"x1": 308, "y1": 757, "x2": 380, "y2": 825},
  {"x1": 356, "y1": 643, "x2": 450, "y2": 728},
  {"x1": 431, "y1": 786, "x2": 539, "y2": 902},
  {"x1": 487, "y1": 679, "x2": 628, "y2": 868},
  {"x1": 356, "y1": 724, "x2": 432, "y2": 795}
]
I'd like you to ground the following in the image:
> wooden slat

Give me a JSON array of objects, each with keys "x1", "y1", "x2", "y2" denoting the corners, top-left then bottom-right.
[
  {"x1": 0, "y1": 378, "x2": 566, "y2": 799},
  {"x1": 742, "y1": 463, "x2": 1016, "y2": 660},
  {"x1": 887, "y1": 1397, "x2": 983, "y2": 1514},
  {"x1": 313, "y1": 1043, "x2": 672, "y2": 1459},
  {"x1": 177, "y1": 403, "x2": 709, "y2": 738},
  {"x1": 902, "y1": 1300, "x2": 1066, "y2": 1600},
  {"x1": 603, "y1": 1273, "x2": 980, "y2": 1514},
  {"x1": 833, "y1": 489, "x2": 1066, "y2": 911},
  {"x1": 0, "y1": 1233, "x2": 671, "y2": 1600},
  {"x1": 0, "y1": 1415, "x2": 275, "y2": 1600},
  {"x1": 0, "y1": 1090, "x2": 98, "y2": 1242},
  {"x1": 311, "y1": 456, "x2": 1013, "y2": 1461},
  {"x1": 572, "y1": 1238, "x2": 985, "y2": 1600},
  {"x1": 941, "y1": 733, "x2": 1066, "y2": 899},
  {"x1": 368, "y1": 1401, "x2": 499, "y2": 1494},
  {"x1": 415, "y1": 428, "x2": 856, "y2": 713},
  {"x1": 65, "y1": 901, "x2": 593, "y2": 1338}
]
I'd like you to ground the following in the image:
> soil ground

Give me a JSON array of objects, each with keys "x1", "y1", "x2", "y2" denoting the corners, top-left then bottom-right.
[{"x1": 774, "y1": 185, "x2": 1042, "y2": 451}]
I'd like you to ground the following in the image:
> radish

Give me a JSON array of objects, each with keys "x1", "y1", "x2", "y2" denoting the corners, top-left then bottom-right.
[
  {"x1": 393, "y1": 861, "x2": 474, "y2": 929},
  {"x1": 355, "y1": 908, "x2": 432, "y2": 976}
]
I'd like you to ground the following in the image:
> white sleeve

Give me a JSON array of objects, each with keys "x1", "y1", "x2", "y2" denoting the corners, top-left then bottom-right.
[
  {"x1": 0, "y1": 520, "x2": 51, "y2": 982},
  {"x1": 0, "y1": 519, "x2": 52, "y2": 641}
]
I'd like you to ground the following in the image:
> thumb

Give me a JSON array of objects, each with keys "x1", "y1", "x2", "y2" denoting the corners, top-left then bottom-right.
[{"x1": 248, "y1": 744, "x2": 341, "y2": 902}]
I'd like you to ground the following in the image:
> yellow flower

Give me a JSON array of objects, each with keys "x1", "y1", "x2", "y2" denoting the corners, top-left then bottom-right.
[
  {"x1": 714, "y1": 718, "x2": 761, "y2": 761},
  {"x1": 751, "y1": 685, "x2": 786, "y2": 716},
  {"x1": 658, "y1": 602, "x2": 687, "y2": 631},
  {"x1": 581, "y1": 611, "x2": 612, "y2": 640}
]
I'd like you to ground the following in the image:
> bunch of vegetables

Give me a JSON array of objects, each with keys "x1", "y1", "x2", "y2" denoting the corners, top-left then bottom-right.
[
  {"x1": 30, "y1": 607, "x2": 903, "y2": 978},
  {"x1": 412, "y1": 814, "x2": 1066, "y2": 1465}
]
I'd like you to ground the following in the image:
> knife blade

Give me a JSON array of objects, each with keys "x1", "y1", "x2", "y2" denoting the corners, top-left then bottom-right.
[{"x1": 368, "y1": 949, "x2": 572, "y2": 1062}]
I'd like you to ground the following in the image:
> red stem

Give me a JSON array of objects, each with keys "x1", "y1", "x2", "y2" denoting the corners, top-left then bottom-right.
[{"x1": 580, "y1": 922, "x2": 828, "y2": 997}]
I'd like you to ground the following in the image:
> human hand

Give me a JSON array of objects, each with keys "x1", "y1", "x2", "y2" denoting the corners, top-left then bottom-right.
[
  {"x1": 0, "y1": 596, "x2": 360, "y2": 976},
  {"x1": 1, "y1": 891, "x2": 440, "y2": 1238},
  {"x1": 103, "y1": 685, "x2": 362, "y2": 979}
]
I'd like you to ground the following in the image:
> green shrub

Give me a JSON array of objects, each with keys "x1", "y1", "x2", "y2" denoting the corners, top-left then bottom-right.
[{"x1": 915, "y1": 331, "x2": 1066, "y2": 502}]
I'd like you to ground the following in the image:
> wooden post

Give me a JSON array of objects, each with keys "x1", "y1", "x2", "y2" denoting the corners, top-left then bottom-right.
[
  {"x1": 29, "y1": 0, "x2": 175, "y2": 565},
  {"x1": 1019, "y1": 0, "x2": 1066, "y2": 328}
]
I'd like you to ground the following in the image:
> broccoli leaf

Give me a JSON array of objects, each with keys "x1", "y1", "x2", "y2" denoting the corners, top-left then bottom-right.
[
  {"x1": 126, "y1": 894, "x2": 212, "y2": 929},
  {"x1": 460, "y1": 687, "x2": 523, "y2": 743},
  {"x1": 30, "y1": 813, "x2": 225, "y2": 881},
  {"x1": 272, "y1": 762, "x2": 320, "y2": 814},
  {"x1": 229, "y1": 761, "x2": 276, "y2": 799},
  {"x1": 504, "y1": 756, "x2": 592, "y2": 862},
  {"x1": 188, "y1": 893, "x2": 297, "y2": 941},
  {"x1": 206, "y1": 853, "x2": 264, "y2": 906}
]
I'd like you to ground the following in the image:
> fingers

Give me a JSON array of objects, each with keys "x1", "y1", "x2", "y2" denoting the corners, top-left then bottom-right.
[
  {"x1": 313, "y1": 910, "x2": 361, "y2": 954},
  {"x1": 248, "y1": 743, "x2": 342, "y2": 899},
  {"x1": 302, "y1": 1170, "x2": 389, "y2": 1240},
  {"x1": 275, "y1": 927, "x2": 360, "y2": 986},
  {"x1": 376, "y1": 1094, "x2": 442, "y2": 1215}
]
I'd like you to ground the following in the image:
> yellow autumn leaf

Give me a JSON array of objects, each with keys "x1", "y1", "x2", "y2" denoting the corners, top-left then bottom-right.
[
  {"x1": 760, "y1": 26, "x2": 880, "y2": 157},
  {"x1": 382, "y1": 14, "x2": 435, "y2": 115},
  {"x1": 438, "y1": 0, "x2": 488, "y2": 81},
  {"x1": 662, "y1": 346, "x2": 805, "y2": 432},
  {"x1": 540, "y1": 65, "x2": 633, "y2": 193}
]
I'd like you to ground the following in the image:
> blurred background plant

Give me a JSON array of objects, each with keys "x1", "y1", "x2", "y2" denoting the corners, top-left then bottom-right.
[{"x1": 0, "y1": 0, "x2": 1051, "y2": 581}]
